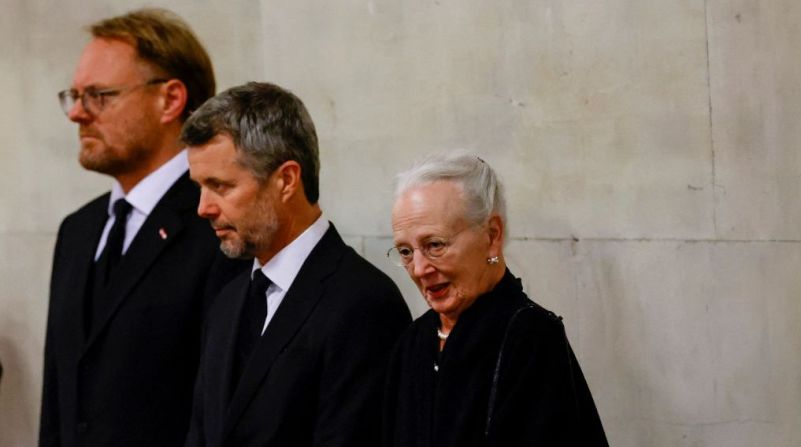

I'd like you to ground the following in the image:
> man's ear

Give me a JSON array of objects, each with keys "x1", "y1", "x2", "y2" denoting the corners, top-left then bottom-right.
[
  {"x1": 273, "y1": 160, "x2": 303, "y2": 203},
  {"x1": 159, "y1": 79, "x2": 188, "y2": 124}
]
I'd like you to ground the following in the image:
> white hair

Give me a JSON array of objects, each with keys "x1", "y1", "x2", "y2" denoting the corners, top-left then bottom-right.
[{"x1": 395, "y1": 150, "x2": 507, "y2": 226}]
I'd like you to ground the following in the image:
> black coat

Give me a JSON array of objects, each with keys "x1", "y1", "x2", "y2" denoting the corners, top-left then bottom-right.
[
  {"x1": 40, "y1": 174, "x2": 246, "y2": 447},
  {"x1": 382, "y1": 270, "x2": 608, "y2": 447},
  {"x1": 185, "y1": 225, "x2": 412, "y2": 447}
]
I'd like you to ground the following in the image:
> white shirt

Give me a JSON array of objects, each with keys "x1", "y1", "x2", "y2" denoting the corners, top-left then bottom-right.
[
  {"x1": 252, "y1": 214, "x2": 330, "y2": 335},
  {"x1": 94, "y1": 150, "x2": 190, "y2": 260}
]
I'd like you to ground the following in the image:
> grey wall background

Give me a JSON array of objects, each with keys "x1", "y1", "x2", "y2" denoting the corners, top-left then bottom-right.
[{"x1": 1, "y1": 0, "x2": 799, "y2": 445}]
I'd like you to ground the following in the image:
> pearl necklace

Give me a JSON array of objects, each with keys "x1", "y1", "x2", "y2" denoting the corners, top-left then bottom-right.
[{"x1": 437, "y1": 328, "x2": 450, "y2": 340}]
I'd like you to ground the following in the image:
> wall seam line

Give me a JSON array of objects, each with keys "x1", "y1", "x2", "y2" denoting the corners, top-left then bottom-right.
[{"x1": 704, "y1": 0, "x2": 720, "y2": 237}]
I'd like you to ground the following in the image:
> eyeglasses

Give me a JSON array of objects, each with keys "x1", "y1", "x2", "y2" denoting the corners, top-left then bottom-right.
[
  {"x1": 57, "y1": 78, "x2": 168, "y2": 116},
  {"x1": 386, "y1": 227, "x2": 471, "y2": 267}
]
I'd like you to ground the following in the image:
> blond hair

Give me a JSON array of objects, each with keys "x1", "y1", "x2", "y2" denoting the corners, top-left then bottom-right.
[{"x1": 90, "y1": 8, "x2": 215, "y2": 120}]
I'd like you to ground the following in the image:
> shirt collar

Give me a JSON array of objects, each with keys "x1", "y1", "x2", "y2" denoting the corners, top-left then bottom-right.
[
  {"x1": 251, "y1": 214, "x2": 330, "y2": 292},
  {"x1": 108, "y1": 150, "x2": 189, "y2": 216}
]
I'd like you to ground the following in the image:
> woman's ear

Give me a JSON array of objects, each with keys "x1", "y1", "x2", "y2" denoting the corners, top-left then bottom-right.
[
  {"x1": 486, "y1": 214, "x2": 504, "y2": 254},
  {"x1": 159, "y1": 79, "x2": 188, "y2": 124}
]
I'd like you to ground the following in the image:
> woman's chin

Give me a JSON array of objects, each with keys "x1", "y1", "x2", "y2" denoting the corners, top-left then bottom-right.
[{"x1": 425, "y1": 294, "x2": 459, "y2": 317}]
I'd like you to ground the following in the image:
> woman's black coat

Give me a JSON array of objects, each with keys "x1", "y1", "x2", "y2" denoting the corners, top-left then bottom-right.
[{"x1": 382, "y1": 270, "x2": 608, "y2": 446}]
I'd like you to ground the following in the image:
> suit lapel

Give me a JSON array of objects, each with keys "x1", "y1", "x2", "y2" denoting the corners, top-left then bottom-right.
[
  {"x1": 83, "y1": 174, "x2": 196, "y2": 351},
  {"x1": 222, "y1": 226, "x2": 346, "y2": 439},
  {"x1": 63, "y1": 197, "x2": 109, "y2": 353},
  {"x1": 218, "y1": 275, "x2": 251, "y2": 409}
]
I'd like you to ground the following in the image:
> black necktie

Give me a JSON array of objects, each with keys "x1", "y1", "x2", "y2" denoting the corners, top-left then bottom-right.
[
  {"x1": 233, "y1": 270, "x2": 270, "y2": 387},
  {"x1": 98, "y1": 199, "x2": 133, "y2": 285},
  {"x1": 86, "y1": 198, "x2": 133, "y2": 337}
]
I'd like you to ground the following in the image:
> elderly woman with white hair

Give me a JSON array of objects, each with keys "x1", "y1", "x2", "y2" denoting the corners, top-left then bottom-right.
[{"x1": 382, "y1": 152, "x2": 607, "y2": 446}]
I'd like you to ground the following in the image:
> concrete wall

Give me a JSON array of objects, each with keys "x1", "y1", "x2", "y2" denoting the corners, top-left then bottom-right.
[{"x1": 1, "y1": 0, "x2": 799, "y2": 445}]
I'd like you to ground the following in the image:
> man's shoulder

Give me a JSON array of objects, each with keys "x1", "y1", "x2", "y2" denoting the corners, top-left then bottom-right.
[
  {"x1": 302, "y1": 224, "x2": 394, "y2": 286},
  {"x1": 329, "y1": 242, "x2": 398, "y2": 290},
  {"x1": 58, "y1": 191, "x2": 111, "y2": 230},
  {"x1": 154, "y1": 172, "x2": 199, "y2": 213},
  {"x1": 66, "y1": 191, "x2": 110, "y2": 216},
  {"x1": 318, "y1": 246, "x2": 410, "y2": 326},
  {"x1": 59, "y1": 172, "x2": 196, "y2": 223},
  {"x1": 309, "y1": 243, "x2": 411, "y2": 342}
]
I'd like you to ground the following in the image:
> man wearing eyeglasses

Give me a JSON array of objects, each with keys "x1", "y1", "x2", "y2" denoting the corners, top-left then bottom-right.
[{"x1": 40, "y1": 9, "x2": 245, "y2": 447}]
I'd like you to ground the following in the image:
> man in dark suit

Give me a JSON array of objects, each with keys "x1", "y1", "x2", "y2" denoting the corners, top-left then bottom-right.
[
  {"x1": 41, "y1": 9, "x2": 244, "y2": 446},
  {"x1": 182, "y1": 82, "x2": 412, "y2": 446}
]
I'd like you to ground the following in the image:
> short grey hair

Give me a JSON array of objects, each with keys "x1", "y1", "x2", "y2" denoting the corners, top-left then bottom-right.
[
  {"x1": 181, "y1": 82, "x2": 320, "y2": 204},
  {"x1": 395, "y1": 151, "x2": 507, "y2": 226}
]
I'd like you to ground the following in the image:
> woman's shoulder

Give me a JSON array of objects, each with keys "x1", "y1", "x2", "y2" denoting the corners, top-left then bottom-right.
[
  {"x1": 494, "y1": 270, "x2": 565, "y2": 331},
  {"x1": 519, "y1": 300, "x2": 563, "y2": 325},
  {"x1": 497, "y1": 297, "x2": 567, "y2": 346}
]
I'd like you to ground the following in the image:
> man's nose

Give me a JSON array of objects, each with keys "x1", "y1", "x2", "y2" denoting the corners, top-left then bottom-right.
[
  {"x1": 197, "y1": 189, "x2": 219, "y2": 219},
  {"x1": 67, "y1": 97, "x2": 91, "y2": 123}
]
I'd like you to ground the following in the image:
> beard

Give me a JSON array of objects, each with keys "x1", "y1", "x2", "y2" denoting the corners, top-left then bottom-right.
[
  {"x1": 217, "y1": 198, "x2": 280, "y2": 260},
  {"x1": 78, "y1": 127, "x2": 152, "y2": 177}
]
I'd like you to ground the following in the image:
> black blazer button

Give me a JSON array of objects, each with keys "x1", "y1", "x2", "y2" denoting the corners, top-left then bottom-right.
[{"x1": 77, "y1": 422, "x2": 88, "y2": 434}]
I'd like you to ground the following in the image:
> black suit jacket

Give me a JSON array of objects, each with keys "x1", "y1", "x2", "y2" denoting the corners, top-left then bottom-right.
[
  {"x1": 40, "y1": 173, "x2": 246, "y2": 447},
  {"x1": 185, "y1": 225, "x2": 412, "y2": 447}
]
